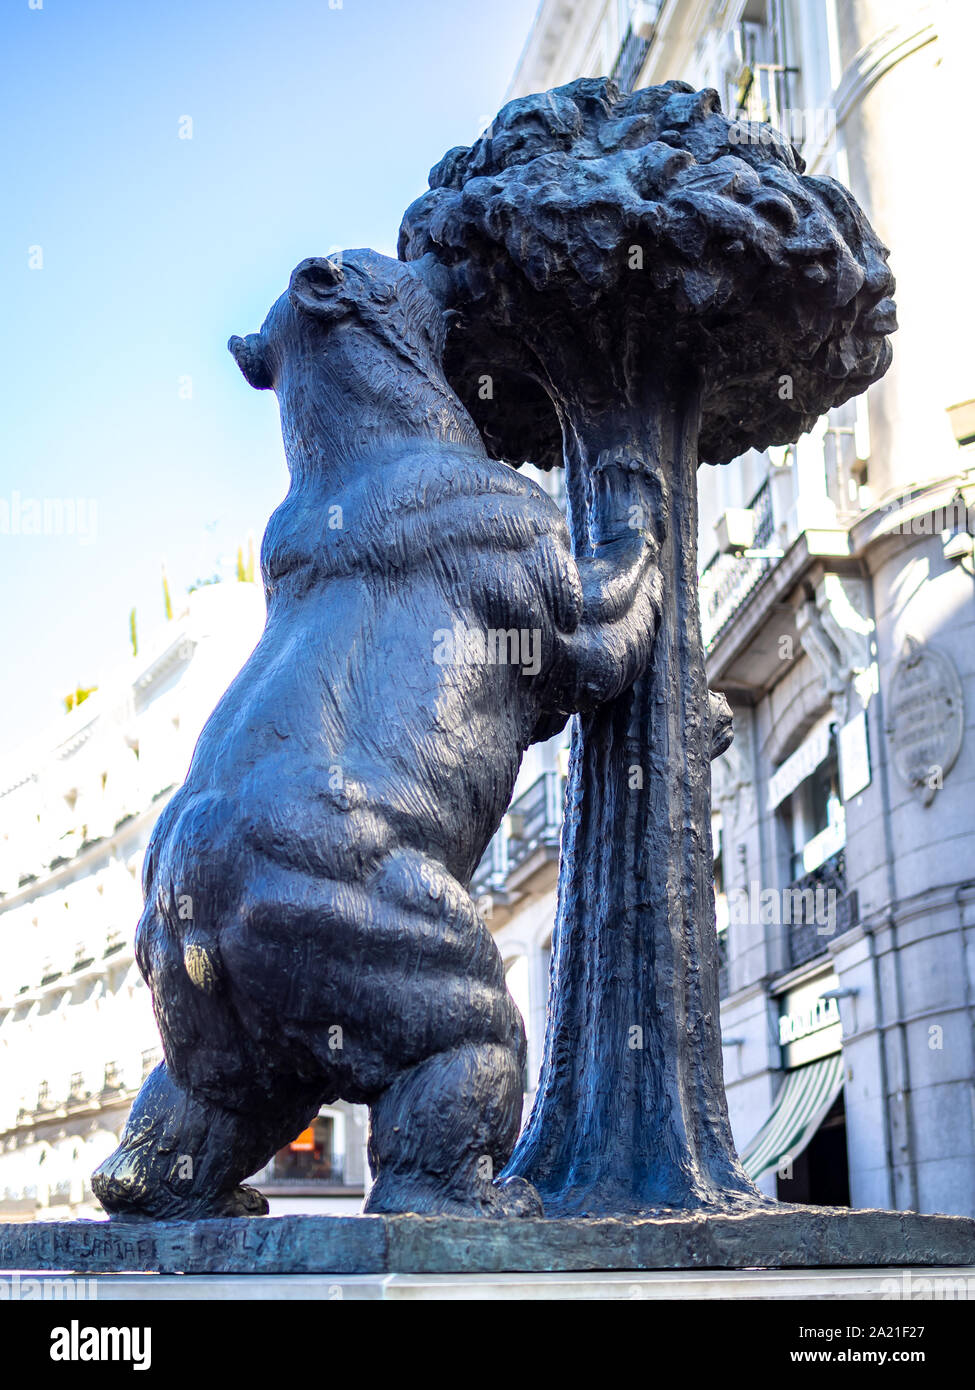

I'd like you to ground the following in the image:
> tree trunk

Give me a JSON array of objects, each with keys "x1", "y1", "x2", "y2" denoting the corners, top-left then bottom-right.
[{"x1": 504, "y1": 383, "x2": 763, "y2": 1215}]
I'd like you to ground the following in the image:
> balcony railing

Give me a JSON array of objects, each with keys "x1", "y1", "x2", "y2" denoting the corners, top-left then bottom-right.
[
  {"x1": 505, "y1": 771, "x2": 563, "y2": 874},
  {"x1": 786, "y1": 848, "x2": 858, "y2": 969},
  {"x1": 68, "y1": 1072, "x2": 89, "y2": 1103},
  {"x1": 471, "y1": 771, "x2": 564, "y2": 898},
  {"x1": 260, "y1": 1161, "x2": 345, "y2": 1187},
  {"x1": 101, "y1": 1061, "x2": 123, "y2": 1093},
  {"x1": 142, "y1": 1047, "x2": 162, "y2": 1081},
  {"x1": 611, "y1": 25, "x2": 652, "y2": 91},
  {"x1": 700, "y1": 477, "x2": 775, "y2": 649},
  {"x1": 471, "y1": 830, "x2": 509, "y2": 899}
]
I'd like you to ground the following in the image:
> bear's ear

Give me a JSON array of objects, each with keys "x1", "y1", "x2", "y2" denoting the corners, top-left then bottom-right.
[
  {"x1": 228, "y1": 333, "x2": 274, "y2": 390},
  {"x1": 288, "y1": 256, "x2": 346, "y2": 318}
]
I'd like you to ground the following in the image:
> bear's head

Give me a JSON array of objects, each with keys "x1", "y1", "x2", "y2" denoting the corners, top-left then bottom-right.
[{"x1": 229, "y1": 249, "x2": 452, "y2": 394}]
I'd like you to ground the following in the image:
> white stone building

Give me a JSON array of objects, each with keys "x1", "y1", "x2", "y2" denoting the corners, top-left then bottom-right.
[
  {"x1": 0, "y1": 580, "x2": 368, "y2": 1220},
  {"x1": 483, "y1": 0, "x2": 975, "y2": 1216}
]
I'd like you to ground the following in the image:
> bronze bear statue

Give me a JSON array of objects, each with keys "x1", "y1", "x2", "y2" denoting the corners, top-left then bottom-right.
[{"x1": 92, "y1": 249, "x2": 665, "y2": 1220}]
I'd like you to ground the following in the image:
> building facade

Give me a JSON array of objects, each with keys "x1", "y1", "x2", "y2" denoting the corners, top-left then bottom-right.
[
  {"x1": 0, "y1": 581, "x2": 368, "y2": 1220},
  {"x1": 485, "y1": 0, "x2": 975, "y2": 1216}
]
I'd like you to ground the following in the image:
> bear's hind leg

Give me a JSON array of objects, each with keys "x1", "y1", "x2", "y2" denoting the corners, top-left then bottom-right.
[
  {"x1": 364, "y1": 1042, "x2": 542, "y2": 1217},
  {"x1": 92, "y1": 1062, "x2": 321, "y2": 1221}
]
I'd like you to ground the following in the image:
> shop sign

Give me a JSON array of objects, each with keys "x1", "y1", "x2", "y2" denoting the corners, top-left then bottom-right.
[{"x1": 778, "y1": 972, "x2": 843, "y2": 1069}]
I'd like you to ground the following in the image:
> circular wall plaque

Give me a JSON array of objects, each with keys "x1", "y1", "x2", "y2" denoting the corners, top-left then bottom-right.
[{"x1": 886, "y1": 636, "x2": 964, "y2": 804}]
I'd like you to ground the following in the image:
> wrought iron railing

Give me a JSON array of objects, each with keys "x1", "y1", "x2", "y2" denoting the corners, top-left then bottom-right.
[
  {"x1": 261, "y1": 1161, "x2": 345, "y2": 1187},
  {"x1": 700, "y1": 477, "x2": 776, "y2": 649},
  {"x1": 471, "y1": 771, "x2": 564, "y2": 896},
  {"x1": 505, "y1": 771, "x2": 564, "y2": 873},
  {"x1": 142, "y1": 1047, "x2": 162, "y2": 1081},
  {"x1": 786, "y1": 848, "x2": 858, "y2": 969},
  {"x1": 611, "y1": 26, "x2": 652, "y2": 92},
  {"x1": 68, "y1": 1072, "x2": 89, "y2": 1102},
  {"x1": 471, "y1": 829, "x2": 509, "y2": 898}
]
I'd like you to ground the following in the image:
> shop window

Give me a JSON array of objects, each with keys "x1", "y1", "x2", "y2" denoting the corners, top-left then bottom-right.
[{"x1": 270, "y1": 1115, "x2": 338, "y2": 1184}]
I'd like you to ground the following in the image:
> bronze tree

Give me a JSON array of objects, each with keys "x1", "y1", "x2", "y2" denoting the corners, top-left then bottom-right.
[{"x1": 400, "y1": 78, "x2": 896, "y2": 1215}]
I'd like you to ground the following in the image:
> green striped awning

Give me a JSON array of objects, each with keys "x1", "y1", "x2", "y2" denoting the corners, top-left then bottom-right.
[{"x1": 740, "y1": 1053, "x2": 844, "y2": 1182}]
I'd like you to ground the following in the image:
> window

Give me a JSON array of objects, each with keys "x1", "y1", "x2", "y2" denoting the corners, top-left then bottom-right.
[
  {"x1": 730, "y1": 0, "x2": 801, "y2": 144},
  {"x1": 780, "y1": 746, "x2": 845, "y2": 881},
  {"x1": 269, "y1": 1116, "x2": 339, "y2": 1184}
]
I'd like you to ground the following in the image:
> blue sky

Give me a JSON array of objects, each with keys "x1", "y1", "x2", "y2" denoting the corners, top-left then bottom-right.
[{"x1": 0, "y1": 0, "x2": 541, "y2": 762}]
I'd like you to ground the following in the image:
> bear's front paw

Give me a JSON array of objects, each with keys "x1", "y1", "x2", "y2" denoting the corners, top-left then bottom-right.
[
  {"x1": 208, "y1": 1183, "x2": 270, "y2": 1218},
  {"x1": 493, "y1": 1175, "x2": 544, "y2": 1217}
]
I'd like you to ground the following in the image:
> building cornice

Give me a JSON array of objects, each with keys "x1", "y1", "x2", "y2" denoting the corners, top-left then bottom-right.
[
  {"x1": 133, "y1": 634, "x2": 197, "y2": 700},
  {"x1": 848, "y1": 472, "x2": 975, "y2": 567}
]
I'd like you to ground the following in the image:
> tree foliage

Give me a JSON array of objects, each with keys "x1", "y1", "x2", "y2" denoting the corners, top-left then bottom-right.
[{"x1": 399, "y1": 78, "x2": 895, "y2": 465}]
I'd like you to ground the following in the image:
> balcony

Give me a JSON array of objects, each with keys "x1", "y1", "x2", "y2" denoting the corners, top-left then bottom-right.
[
  {"x1": 700, "y1": 478, "x2": 776, "y2": 649},
  {"x1": 471, "y1": 771, "x2": 564, "y2": 899},
  {"x1": 505, "y1": 771, "x2": 563, "y2": 874},
  {"x1": 72, "y1": 943, "x2": 96, "y2": 973},
  {"x1": 67, "y1": 1072, "x2": 90, "y2": 1104},
  {"x1": 786, "y1": 849, "x2": 858, "y2": 970},
  {"x1": 101, "y1": 1061, "x2": 123, "y2": 1094},
  {"x1": 141, "y1": 1047, "x2": 162, "y2": 1081},
  {"x1": 611, "y1": 25, "x2": 652, "y2": 92}
]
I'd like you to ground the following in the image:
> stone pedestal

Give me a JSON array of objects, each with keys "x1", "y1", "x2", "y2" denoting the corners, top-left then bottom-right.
[{"x1": 2, "y1": 1207, "x2": 973, "y2": 1277}]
